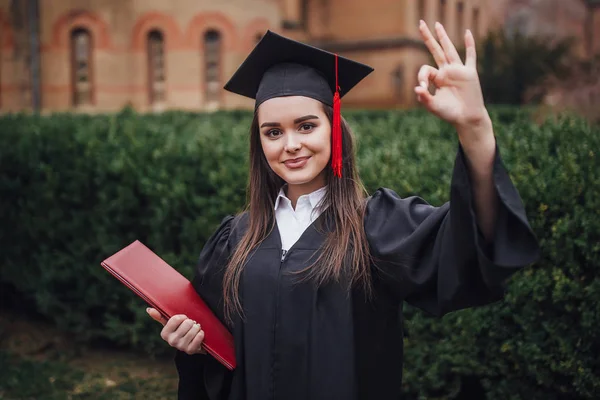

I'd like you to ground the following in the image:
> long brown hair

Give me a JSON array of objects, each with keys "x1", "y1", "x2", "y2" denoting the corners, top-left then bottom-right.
[{"x1": 222, "y1": 104, "x2": 372, "y2": 321}]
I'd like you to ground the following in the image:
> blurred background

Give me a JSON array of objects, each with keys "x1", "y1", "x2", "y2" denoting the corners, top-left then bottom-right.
[
  {"x1": 1, "y1": 0, "x2": 599, "y2": 117},
  {"x1": 0, "y1": 0, "x2": 599, "y2": 399}
]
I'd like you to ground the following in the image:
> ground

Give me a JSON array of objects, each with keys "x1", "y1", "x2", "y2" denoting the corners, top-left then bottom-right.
[{"x1": 0, "y1": 310, "x2": 179, "y2": 399}]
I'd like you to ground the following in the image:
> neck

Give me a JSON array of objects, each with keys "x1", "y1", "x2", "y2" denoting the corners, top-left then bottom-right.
[{"x1": 285, "y1": 179, "x2": 326, "y2": 209}]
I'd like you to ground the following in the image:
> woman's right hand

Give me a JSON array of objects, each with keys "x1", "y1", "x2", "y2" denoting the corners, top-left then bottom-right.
[{"x1": 147, "y1": 307, "x2": 206, "y2": 355}]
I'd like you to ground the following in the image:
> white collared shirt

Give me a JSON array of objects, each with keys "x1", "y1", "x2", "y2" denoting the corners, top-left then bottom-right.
[{"x1": 274, "y1": 186, "x2": 327, "y2": 251}]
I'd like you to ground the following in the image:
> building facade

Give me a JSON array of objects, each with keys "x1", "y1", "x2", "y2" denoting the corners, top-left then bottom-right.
[
  {"x1": 0, "y1": 0, "x2": 280, "y2": 112},
  {"x1": 489, "y1": 0, "x2": 600, "y2": 59},
  {"x1": 0, "y1": 0, "x2": 569, "y2": 113},
  {"x1": 283, "y1": 0, "x2": 491, "y2": 108}
]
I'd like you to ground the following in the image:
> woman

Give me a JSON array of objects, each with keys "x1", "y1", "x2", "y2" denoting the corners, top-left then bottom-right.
[{"x1": 148, "y1": 22, "x2": 539, "y2": 400}]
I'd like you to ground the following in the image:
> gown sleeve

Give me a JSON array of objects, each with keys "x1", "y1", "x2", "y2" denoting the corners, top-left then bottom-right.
[
  {"x1": 364, "y1": 144, "x2": 540, "y2": 317},
  {"x1": 174, "y1": 215, "x2": 235, "y2": 400}
]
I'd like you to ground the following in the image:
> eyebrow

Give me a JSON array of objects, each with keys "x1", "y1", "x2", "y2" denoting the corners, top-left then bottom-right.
[{"x1": 260, "y1": 115, "x2": 319, "y2": 128}]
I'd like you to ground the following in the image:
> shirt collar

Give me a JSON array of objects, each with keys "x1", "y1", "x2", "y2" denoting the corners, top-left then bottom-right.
[{"x1": 274, "y1": 185, "x2": 327, "y2": 211}]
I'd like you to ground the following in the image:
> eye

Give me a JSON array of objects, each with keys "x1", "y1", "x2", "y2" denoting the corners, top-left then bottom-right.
[
  {"x1": 265, "y1": 129, "x2": 282, "y2": 138},
  {"x1": 299, "y1": 123, "x2": 315, "y2": 132}
]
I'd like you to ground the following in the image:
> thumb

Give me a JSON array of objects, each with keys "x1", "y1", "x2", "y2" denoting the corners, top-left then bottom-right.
[{"x1": 146, "y1": 307, "x2": 168, "y2": 326}]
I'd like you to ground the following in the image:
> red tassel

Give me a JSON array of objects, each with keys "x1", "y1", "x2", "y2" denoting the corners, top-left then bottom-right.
[{"x1": 332, "y1": 54, "x2": 342, "y2": 178}]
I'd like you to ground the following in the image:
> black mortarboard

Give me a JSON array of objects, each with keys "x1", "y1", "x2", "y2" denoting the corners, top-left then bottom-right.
[
  {"x1": 223, "y1": 30, "x2": 374, "y2": 109},
  {"x1": 223, "y1": 30, "x2": 374, "y2": 177}
]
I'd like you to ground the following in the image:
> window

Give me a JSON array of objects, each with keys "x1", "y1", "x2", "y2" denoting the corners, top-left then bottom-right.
[
  {"x1": 472, "y1": 7, "x2": 480, "y2": 36},
  {"x1": 71, "y1": 28, "x2": 92, "y2": 106},
  {"x1": 457, "y1": 2, "x2": 464, "y2": 36},
  {"x1": 204, "y1": 30, "x2": 221, "y2": 107},
  {"x1": 301, "y1": 0, "x2": 309, "y2": 28},
  {"x1": 147, "y1": 30, "x2": 166, "y2": 105},
  {"x1": 392, "y1": 65, "x2": 405, "y2": 100},
  {"x1": 439, "y1": 0, "x2": 446, "y2": 25},
  {"x1": 418, "y1": 0, "x2": 426, "y2": 20},
  {"x1": 415, "y1": 65, "x2": 422, "y2": 87},
  {"x1": 0, "y1": 30, "x2": 2, "y2": 109}
]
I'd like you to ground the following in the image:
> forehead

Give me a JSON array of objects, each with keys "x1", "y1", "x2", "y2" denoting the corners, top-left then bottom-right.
[{"x1": 257, "y1": 96, "x2": 324, "y2": 122}]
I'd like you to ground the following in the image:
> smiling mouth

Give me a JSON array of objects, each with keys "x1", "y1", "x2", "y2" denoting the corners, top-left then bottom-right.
[{"x1": 283, "y1": 156, "x2": 311, "y2": 169}]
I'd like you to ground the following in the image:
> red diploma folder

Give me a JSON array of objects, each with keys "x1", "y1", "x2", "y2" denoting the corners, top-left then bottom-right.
[{"x1": 101, "y1": 240, "x2": 236, "y2": 370}]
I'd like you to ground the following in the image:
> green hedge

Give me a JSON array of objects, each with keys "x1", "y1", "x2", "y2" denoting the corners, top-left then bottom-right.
[{"x1": 0, "y1": 107, "x2": 598, "y2": 399}]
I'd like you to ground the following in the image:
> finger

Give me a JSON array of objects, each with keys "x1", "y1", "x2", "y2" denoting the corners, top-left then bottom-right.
[
  {"x1": 186, "y1": 329, "x2": 206, "y2": 355},
  {"x1": 464, "y1": 29, "x2": 477, "y2": 69},
  {"x1": 435, "y1": 22, "x2": 462, "y2": 64},
  {"x1": 146, "y1": 307, "x2": 168, "y2": 325},
  {"x1": 414, "y1": 85, "x2": 434, "y2": 106},
  {"x1": 160, "y1": 314, "x2": 188, "y2": 341},
  {"x1": 181, "y1": 323, "x2": 202, "y2": 353},
  {"x1": 165, "y1": 318, "x2": 195, "y2": 347},
  {"x1": 417, "y1": 65, "x2": 439, "y2": 89},
  {"x1": 419, "y1": 20, "x2": 447, "y2": 67}
]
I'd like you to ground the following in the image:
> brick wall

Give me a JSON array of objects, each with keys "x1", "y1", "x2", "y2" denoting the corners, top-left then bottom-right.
[
  {"x1": 0, "y1": 0, "x2": 546, "y2": 113},
  {"x1": 0, "y1": 0, "x2": 279, "y2": 113}
]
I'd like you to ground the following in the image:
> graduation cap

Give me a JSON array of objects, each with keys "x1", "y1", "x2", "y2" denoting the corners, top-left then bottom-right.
[{"x1": 223, "y1": 30, "x2": 374, "y2": 178}]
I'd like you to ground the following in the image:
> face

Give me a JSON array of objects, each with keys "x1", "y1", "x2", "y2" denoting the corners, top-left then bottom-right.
[{"x1": 257, "y1": 96, "x2": 331, "y2": 193}]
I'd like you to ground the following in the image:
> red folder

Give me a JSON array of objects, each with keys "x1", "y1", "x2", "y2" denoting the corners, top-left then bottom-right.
[{"x1": 101, "y1": 240, "x2": 236, "y2": 370}]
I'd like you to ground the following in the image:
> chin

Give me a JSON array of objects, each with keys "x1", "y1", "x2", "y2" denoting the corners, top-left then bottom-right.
[
  {"x1": 277, "y1": 171, "x2": 318, "y2": 185},
  {"x1": 274, "y1": 164, "x2": 328, "y2": 188}
]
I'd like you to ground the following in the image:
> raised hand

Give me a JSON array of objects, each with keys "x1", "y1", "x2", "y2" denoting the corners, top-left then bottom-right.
[
  {"x1": 415, "y1": 21, "x2": 498, "y2": 241},
  {"x1": 415, "y1": 21, "x2": 491, "y2": 136}
]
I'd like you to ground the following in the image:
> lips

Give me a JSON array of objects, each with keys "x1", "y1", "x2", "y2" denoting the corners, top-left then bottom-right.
[{"x1": 283, "y1": 156, "x2": 310, "y2": 169}]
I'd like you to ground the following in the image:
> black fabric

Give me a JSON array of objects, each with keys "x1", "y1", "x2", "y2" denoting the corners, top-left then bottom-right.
[
  {"x1": 223, "y1": 30, "x2": 374, "y2": 108},
  {"x1": 175, "y1": 145, "x2": 540, "y2": 400}
]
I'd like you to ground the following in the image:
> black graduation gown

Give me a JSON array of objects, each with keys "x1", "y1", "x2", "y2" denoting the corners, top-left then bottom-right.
[{"x1": 175, "y1": 146, "x2": 540, "y2": 400}]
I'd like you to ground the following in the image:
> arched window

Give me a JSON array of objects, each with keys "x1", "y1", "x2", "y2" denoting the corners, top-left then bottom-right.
[
  {"x1": 418, "y1": 0, "x2": 426, "y2": 20},
  {"x1": 472, "y1": 7, "x2": 480, "y2": 37},
  {"x1": 393, "y1": 65, "x2": 405, "y2": 101},
  {"x1": 457, "y1": 1, "x2": 464, "y2": 37},
  {"x1": 204, "y1": 30, "x2": 221, "y2": 107},
  {"x1": 147, "y1": 30, "x2": 166, "y2": 105},
  {"x1": 439, "y1": 0, "x2": 447, "y2": 26},
  {"x1": 71, "y1": 28, "x2": 92, "y2": 106},
  {"x1": 0, "y1": 28, "x2": 3, "y2": 109}
]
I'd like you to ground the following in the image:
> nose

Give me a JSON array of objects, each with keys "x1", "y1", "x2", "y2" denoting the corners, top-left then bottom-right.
[{"x1": 284, "y1": 132, "x2": 302, "y2": 153}]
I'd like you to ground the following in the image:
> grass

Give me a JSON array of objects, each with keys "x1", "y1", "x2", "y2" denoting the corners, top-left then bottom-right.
[{"x1": 0, "y1": 310, "x2": 179, "y2": 399}]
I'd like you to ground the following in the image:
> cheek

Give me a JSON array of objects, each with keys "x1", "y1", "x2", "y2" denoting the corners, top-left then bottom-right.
[
  {"x1": 311, "y1": 129, "x2": 331, "y2": 157},
  {"x1": 260, "y1": 139, "x2": 281, "y2": 163}
]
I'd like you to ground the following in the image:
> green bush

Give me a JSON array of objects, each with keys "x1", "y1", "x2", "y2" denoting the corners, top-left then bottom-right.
[
  {"x1": 0, "y1": 109, "x2": 249, "y2": 354},
  {"x1": 398, "y1": 113, "x2": 600, "y2": 399},
  {"x1": 0, "y1": 108, "x2": 598, "y2": 398}
]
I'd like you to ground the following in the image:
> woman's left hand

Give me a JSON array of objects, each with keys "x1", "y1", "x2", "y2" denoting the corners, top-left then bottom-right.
[
  {"x1": 416, "y1": 21, "x2": 498, "y2": 241},
  {"x1": 415, "y1": 21, "x2": 493, "y2": 147}
]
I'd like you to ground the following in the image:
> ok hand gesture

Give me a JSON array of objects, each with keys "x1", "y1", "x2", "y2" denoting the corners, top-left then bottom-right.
[
  {"x1": 415, "y1": 21, "x2": 498, "y2": 242},
  {"x1": 415, "y1": 21, "x2": 492, "y2": 140}
]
